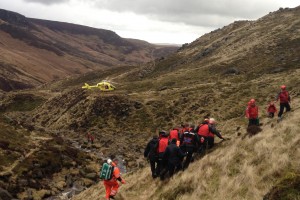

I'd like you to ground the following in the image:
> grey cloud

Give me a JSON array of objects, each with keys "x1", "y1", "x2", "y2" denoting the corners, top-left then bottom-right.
[
  {"x1": 96, "y1": 0, "x2": 282, "y2": 27},
  {"x1": 23, "y1": 0, "x2": 69, "y2": 5}
]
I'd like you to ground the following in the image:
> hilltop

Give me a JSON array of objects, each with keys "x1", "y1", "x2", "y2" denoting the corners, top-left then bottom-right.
[
  {"x1": 0, "y1": 5, "x2": 299, "y2": 200},
  {"x1": 0, "y1": 9, "x2": 178, "y2": 91}
]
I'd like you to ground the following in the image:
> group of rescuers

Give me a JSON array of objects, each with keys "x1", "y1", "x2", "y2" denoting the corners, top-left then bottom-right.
[
  {"x1": 102, "y1": 85, "x2": 291, "y2": 199},
  {"x1": 246, "y1": 85, "x2": 291, "y2": 126},
  {"x1": 143, "y1": 85, "x2": 291, "y2": 180},
  {"x1": 144, "y1": 117, "x2": 225, "y2": 180}
]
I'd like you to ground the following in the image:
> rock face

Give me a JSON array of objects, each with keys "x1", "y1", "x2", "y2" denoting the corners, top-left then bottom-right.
[{"x1": 0, "y1": 9, "x2": 32, "y2": 27}]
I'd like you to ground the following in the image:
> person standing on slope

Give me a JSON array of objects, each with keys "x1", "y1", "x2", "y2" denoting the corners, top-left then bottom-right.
[
  {"x1": 275, "y1": 85, "x2": 291, "y2": 121},
  {"x1": 169, "y1": 127, "x2": 181, "y2": 146},
  {"x1": 144, "y1": 135, "x2": 159, "y2": 178},
  {"x1": 103, "y1": 158, "x2": 126, "y2": 200},
  {"x1": 161, "y1": 138, "x2": 186, "y2": 180},
  {"x1": 196, "y1": 118, "x2": 224, "y2": 154},
  {"x1": 206, "y1": 118, "x2": 225, "y2": 149},
  {"x1": 266, "y1": 101, "x2": 277, "y2": 118},
  {"x1": 180, "y1": 129, "x2": 199, "y2": 170},
  {"x1": 157, "y1": 131, "x2": 169, "y2": 178},
  {"x1": 245, "y1": 99, "x2": 259, "y2": 126}
]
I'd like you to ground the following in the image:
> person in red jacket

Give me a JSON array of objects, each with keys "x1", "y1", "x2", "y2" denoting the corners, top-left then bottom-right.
[
  {"x1": 103, "y1": 158, "x2": 126, "y2": 200},
  {"x1": 195, "y1": 118, "x2": 224, "y2": 154},
  {"x1": 275, "y1": 85, "x2": 291, "y2": 121},
  {"x1": 169, "y1": 127, "x2": 180, "y2": 146},
  {"x1": 267, "y1": 101, "x2": 277, "y2": 118},
  {"x1": 245, "y1": 99, "x2": 259, "y2": 126},
  {"x1": 157, "y1": 131, "x2": 169, "y2": 178}
]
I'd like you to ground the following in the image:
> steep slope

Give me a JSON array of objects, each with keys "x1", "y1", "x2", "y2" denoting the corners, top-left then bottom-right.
[
  {"x1": 0, "y1": 9, "x2": 178, "y2": 91},
  {"x1": 126, "y1": 6, "x2": 300, "y2": 81},
  {"x1": 73, "y1": 97, "x2": 300, "y2": 200}
]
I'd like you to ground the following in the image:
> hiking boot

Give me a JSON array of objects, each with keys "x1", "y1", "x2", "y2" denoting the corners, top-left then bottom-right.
[
  {"x1": 152, "y1": 173, "x2": 157, "y2": 179},
  {"x1": 277, "y1": 117, "x2": 282, "y2": 122}
]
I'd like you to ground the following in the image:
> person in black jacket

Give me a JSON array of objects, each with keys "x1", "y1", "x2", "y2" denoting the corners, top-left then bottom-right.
[
  {"x1": 161, "y1": 138, "x2": 186, "y2": 180},
  {"x1": 180, "y1": 130, "x2": 200, "y2": 170},
  {"x1": 144, "y1": 135, "x2": 159, "y2": 178}
]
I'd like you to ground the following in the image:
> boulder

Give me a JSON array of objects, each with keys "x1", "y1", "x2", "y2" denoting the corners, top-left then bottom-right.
[
  {"x1": 85, "y1": 173, "x2": 97, "y2": 181},
  {"x1": 271, "y1": 67, "x2": 285, "y2": 73},
  {"x1": 223, "y1": 67, "x2": 240, "y2": 75}
]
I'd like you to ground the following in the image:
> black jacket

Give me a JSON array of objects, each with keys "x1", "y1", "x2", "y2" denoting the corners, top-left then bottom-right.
[
  {"x1": 180, "y1": 131, "x2": 200, "y2": 149},
  {"x1": 208, "y1": 124, "x2": 223, "y2": 139},
  {"x1": 163, "y1": 143, "x2": 185, "y2": 165},
  {"x1": 144, "y1": 137, "x2": 159, "y2": 160}
]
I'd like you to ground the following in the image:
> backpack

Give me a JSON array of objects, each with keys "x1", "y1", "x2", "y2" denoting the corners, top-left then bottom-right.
[{"x1": 99, "y1": 163, "x2": 114, "y2": 180}]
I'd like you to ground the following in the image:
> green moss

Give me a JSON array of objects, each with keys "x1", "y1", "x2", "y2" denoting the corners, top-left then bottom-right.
[
  {"x1": 264, "y1": 172, "x2": 300, "y2": 200},
  {"x1": 3, "y1": 95, "x2": 45, "y2": 112},
  {"x1": 159, "y1": 183, "x2": 194, "y2": 200},
  {"x1": 0, "y1": 151, "x2": 20, "y2": 166}
]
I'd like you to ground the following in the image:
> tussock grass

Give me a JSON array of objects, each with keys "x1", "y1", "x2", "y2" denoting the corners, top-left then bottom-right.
[{"x1": 74, "y1": 98, "x2": 300, "y2": 200}]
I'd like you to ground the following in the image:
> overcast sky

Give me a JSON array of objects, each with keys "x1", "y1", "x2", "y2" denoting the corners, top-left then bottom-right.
[{"x1": 0, "y1": 0, "x2": 299, "y2": 44}]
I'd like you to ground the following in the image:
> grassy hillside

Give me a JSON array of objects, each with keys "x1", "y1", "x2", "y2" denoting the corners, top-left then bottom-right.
[
  {"x1": 1, "y1": 5, "x2": 300, "y2": 200},
  {"x1": 73, "y1": 98, "x2": 300, "y2": 200}
]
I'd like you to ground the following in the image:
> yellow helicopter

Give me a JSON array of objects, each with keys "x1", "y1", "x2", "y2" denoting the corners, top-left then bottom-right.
[{"x1": 82, "y1": 81, "x2": 116, "y2": 91}]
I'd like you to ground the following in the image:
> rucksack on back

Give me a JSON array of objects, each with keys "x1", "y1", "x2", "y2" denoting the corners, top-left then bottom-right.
[{"x1": 100, "y1": 163, "x2": 114, "y2": 180}]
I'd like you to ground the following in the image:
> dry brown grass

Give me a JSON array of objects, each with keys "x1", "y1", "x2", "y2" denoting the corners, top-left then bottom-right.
[{"x1": 73, "y1": 98, "x2": 300, "y2": 200}]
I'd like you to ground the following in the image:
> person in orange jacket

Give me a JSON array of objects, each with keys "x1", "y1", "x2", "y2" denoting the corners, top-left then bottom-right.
[
  {"x1": 267, "y1": 101, "x2": 277, "y2": 118},
  {"x1": 195, "y1": 118, "x2": 224, "y2": 154},
  {"x1": 169, "y1": 127, "x2": 181, "y2": 146},
  {"x1": 103, "y1": 158, "x2": 126, "y2": 200},
  {"x1": 245, "y1": 99, "x2": 259, "y2": 126},
  {"x1": 157, "y1": 131, "x2": 169, "y2": 178}
]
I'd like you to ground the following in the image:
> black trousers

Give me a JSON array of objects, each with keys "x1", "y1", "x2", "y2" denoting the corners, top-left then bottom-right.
[
  {"x1": 181, "y1": 147, "x2": 195, "y2": 170},
  {"x1": 167, "y1": 162, "x2": 182, "y2": 177},
  {"x1": 160, "y1": 162, "x2": 182, "y2": 180},
  {"x1": 198, "y1": 136, "x2": 208, "y2": 155},
  {"x1": 278, "y1": 102, "x2": 291, "y2": 117},
  {"x1": 268, "y1": 112, "x2": 275, "y2": 118},
  {"x1": 207, "y1": 137, "x2": 215, "y2": 149},
  {"x1": 157, "y1": 155, "x2": 167, "y2": 178},
  {"x1": 248, "y1": 118, "x2": 259, "y2": 126},
  {"x1": 149, "y1": 158, "x2": 159, "y2": 178}
]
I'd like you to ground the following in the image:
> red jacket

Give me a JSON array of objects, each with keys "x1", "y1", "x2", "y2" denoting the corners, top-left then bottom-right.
[
  {"x1": 277, "y1": 91, "x2": 290, "y2": 103},
  {"x1": 169, "y1": 129, "x2": 180, "y2": 141},
  {"x1": 267, "y1": 104, "x2": 277, "y2": 113},
  {"x1": 197, "y1": 124, "x2": 210, "y2": 137},
  {"x1": 158, "y1": 137, "x2": 169, "y2": 153},
  {"x1": 246, "y1": 105, "x2": 258, "y2": 119}
]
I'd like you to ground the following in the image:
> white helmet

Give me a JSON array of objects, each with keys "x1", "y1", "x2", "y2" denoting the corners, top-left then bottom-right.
[
  {"x1": 107, "y1": 159, "x2": 112, "y2": 164},
  {"x1": 209, "y1": 118, "x2": 216, "y2": 124}
]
